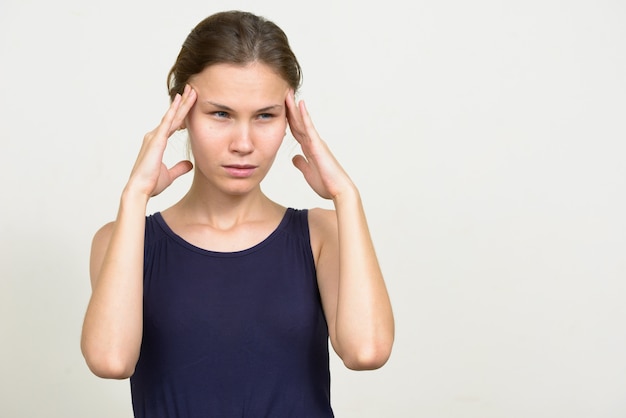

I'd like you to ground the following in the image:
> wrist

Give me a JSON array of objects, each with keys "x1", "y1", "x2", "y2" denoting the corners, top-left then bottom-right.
[
  {"x1": 120, "y1": 184, "x2": 151, "y2": 207},
  {"x1": 331, "y1": 182, "x2": 360, "y2": 206}
]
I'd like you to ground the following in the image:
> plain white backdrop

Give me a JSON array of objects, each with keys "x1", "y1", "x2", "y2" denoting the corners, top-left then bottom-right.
[{"x1": 1, "y1": 0, "x2": 625, "y2": 416}]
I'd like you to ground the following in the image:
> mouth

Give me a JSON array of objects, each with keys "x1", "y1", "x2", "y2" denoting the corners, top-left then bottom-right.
[{"x1": 222, "y1": 164, "x2": 258, "y2": 178}]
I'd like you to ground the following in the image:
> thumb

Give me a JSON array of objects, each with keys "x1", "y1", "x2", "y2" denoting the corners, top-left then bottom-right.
[
  {"x1": 292, "y1": 155, "x2": 310, "y2": 177},
  {"x1": 169, "y1": 160, "x2": 193, "y2": 181}
]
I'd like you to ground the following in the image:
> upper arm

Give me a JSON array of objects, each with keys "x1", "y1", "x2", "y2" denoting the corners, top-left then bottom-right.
[
  {"x1": 308, "y1": 208, "x2": 341, "y2": 350},
  {"x1": 89, "y1": 222, "x2": 115, "y2": 290}
]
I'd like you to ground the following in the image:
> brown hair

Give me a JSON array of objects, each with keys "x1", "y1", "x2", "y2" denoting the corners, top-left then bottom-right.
[{"x1": 167, "y1": 10, "x2": 302, "y2": 101}]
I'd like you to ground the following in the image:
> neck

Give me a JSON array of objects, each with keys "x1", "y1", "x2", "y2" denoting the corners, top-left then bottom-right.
[{"x1": 170, "y1": 174, "x2": 279, "y2": 230}]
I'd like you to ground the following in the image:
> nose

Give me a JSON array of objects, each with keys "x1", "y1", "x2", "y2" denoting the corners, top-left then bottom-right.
[{"x1": 228, "y1": 122, "x2": 254, "y2": 154}]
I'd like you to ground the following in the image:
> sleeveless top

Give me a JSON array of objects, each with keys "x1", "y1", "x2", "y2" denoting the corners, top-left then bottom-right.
[{"x1": 130, "y1": 208, "x2": 334, "y2": 417}]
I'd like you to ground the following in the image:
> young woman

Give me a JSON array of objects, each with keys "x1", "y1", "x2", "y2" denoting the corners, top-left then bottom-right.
[{"x1": 81, "y1": 10, "x2": 394, "y2": 417}]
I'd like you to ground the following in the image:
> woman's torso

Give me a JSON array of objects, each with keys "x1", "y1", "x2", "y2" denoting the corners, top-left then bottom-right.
[{"x1": 130, "y1": 208, "x2": 334, "y2": 417}]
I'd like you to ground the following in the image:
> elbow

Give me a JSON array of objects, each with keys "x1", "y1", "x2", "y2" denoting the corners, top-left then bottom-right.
[
  {"x1": 343, "y1": 349, "x2": 391, "y2": 371},
  {"x1": 340, "y1": 339, "x2": 394, "y2": 371},
  {"x1": 81, "y1": 340, "x2": 136, "y2": 379},
  {"x1": 84, "y1": 355, "x2": 135, "y2": 379}
]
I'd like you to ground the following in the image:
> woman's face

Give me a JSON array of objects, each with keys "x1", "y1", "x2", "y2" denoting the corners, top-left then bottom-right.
[{"x1": 186, "y1": 62, "x2": 290, "y2": 195}]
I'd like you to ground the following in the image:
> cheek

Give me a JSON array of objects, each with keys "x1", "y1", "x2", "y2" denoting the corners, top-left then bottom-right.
[
  {"x1": 257, "y1": 120, "x2": 287, "y2": 144},
  {"x1": 187, "y1": 129, "x2": 219, "y2": 161},
  {"x1": 187, "y1": 118, "x2": 224, "y2": 147},
  {"x1": 267, "y1": 121, "x2": 287, "y2": 139}
]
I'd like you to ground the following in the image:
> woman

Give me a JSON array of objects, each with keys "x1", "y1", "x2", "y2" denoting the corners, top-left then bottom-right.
[{"x1": 81, "y1": 10, "x2": 394, "y2": 417}]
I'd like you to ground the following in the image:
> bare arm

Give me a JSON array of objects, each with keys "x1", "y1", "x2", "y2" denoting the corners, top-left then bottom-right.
[
  {"x1": 80, "y1": 86, "x2": 197, "y2": 378},
  {"x1": 81, "y1": 195, "x2": 148, "y2": 379},
  {"x1": 286, "y1": 91, "x2": 394, "y2": 370}
]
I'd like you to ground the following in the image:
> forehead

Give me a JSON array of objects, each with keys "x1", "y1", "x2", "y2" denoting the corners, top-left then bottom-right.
[{"x1": 189, "y1": 62, "x2": 289, "y2": 106}]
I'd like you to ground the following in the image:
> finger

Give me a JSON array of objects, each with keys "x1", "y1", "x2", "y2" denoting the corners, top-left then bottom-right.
[
  {"x1": 291, "y1": 154, "x2": 310, "y2": 177},
  {"x1": 154, "y1": 84, "x2": 195, "y2": 140},
  {"x1": 298, "y1": 100, "x2": 321, "y2": 140},
  {"x1": 285, "y1": 89, "x2": 298, "y2": 115},
  {"x1": 170, "y1": 85, "x2": 197, "y2": 135},
  {"x1": 168, "y1": 160, "x2": 194, "y2": 181},
  {"x1": 285, "y1": 90, "x2": 307, "y2": 141},
  {"x1": 154, "y1": 93, "x2": 183, "y2": 140},
  {"x1": 287, "y1": 93, "x2": 321, "y2": 146}
]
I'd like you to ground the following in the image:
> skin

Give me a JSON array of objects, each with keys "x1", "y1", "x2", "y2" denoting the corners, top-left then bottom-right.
[{"x1": 81, "y1": 62, "x2": 394, "y2": 379}]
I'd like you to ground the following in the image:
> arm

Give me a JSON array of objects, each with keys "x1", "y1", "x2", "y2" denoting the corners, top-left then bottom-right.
[
  {"x1": 82, "y1": 194, "x2": 148, "y2": 379},
  {"x1": 286, "y1": 91, "x2": 394, "y2": 370},
  {"x1": 80, "y1": 86, "x2": 196, "y2": 378}
]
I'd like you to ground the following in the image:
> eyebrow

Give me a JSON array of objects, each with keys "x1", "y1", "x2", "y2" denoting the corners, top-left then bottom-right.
[{"x1": 203, "y1": 101, "x2": 283, "y2": 113}]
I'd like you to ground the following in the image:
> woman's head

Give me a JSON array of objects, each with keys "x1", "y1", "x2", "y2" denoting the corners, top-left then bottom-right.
[{"x1": 167, "y1": 11, "x2": 301, "y2": 101}]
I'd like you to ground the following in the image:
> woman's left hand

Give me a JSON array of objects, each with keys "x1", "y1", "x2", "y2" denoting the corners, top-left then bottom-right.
[{"x1": 286, "y1": 90, "x2": 355, "y2": 200}]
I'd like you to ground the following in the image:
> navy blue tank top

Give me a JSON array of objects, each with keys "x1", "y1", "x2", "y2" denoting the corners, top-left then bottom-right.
[{"x1": 130, "y1": 208, "x2": 333, "y2": 417}]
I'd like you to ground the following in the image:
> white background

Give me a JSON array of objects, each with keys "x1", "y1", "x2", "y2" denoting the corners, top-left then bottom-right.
[{"x1": 1, "y1": 0, "x2": 625, "y2": 416}]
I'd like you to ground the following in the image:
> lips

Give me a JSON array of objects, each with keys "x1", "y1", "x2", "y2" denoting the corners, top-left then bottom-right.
[{"x1": 222, "y1": 164, "x2": 258, "y2": 178}]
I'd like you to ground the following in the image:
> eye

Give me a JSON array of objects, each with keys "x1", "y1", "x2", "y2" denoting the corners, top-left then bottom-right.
[
  {"x1": 257, "y1": 113, "x2": 275, "y2": 120},
  {"x1": 213, "y1": 111, "x2": 230, "y2": 119}
]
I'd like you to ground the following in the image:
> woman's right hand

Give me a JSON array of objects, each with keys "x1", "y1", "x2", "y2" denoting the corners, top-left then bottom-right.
[{"x1": 126, "y1": 84, "x2": 197, "y2": 199}]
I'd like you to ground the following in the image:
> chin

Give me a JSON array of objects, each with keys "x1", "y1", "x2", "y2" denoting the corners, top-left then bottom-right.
[{"x1": 221, "y1": 179, "x2": 263, "y2": 196}]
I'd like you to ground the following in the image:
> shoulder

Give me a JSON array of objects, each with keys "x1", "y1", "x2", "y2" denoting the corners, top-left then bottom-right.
[
  {"x1": 307, "y1": 207, "x2": 336, "y2": 232},
  {"x1": 307, "y1": 208, "x2": 337, "y2": 263}
]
